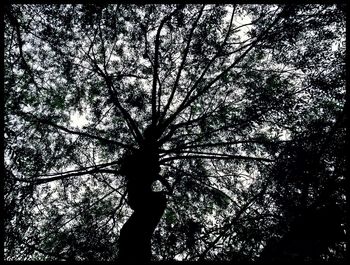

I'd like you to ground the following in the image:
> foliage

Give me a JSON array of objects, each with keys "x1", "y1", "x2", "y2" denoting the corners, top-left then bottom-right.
[{"x1": 4, "y1": 3, "x2": 346, "y2": 261}]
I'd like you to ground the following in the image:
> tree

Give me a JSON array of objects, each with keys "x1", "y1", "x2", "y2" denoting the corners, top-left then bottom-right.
[
  {"x1": 259, "y1": 115, "x2": 347, "y2": 262},
  {"x1": 4, "y1": 4, "x2": 346, "y2": 262}
]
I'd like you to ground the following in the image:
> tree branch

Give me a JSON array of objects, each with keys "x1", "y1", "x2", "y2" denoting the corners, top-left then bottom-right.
[
  {"x1": 160, "y1": 139, "x2": 287, "y2": 153},
  {"x1": 12, "y1": 161, "x2": 120, "y2": 185},
  {"x1": 5, "y1": 6, "x2": 42, "y2": 91},
  {"x1": 160, "y1": 154, "x2": 274, "y2": 163},
  {"x1": 80, "y1": 38, "x2": 143, "y2": 145},
  {"x1": 160, "y1": 5, "x2": 205, "y2": 123},
  {"x1": 17, "y1": 111, "x2": 132, "y2": 149},
  {"x1": 152, "y1": 5, "x2": 184, "y2": 126},
  {"x1": 37, "y1": 189, "x2": 117, "y2": 244},
  {"x1": 197, "y1": 182, "x2": 269, "y2": 260},
  {"x1": 163, "y1": 7, "x2": 286, "y2": 129}
]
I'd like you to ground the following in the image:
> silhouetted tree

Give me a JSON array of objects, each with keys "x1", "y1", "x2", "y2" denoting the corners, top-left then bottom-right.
[{"x1": 4, "y1": 4, "x2": 346, "y2": 262}]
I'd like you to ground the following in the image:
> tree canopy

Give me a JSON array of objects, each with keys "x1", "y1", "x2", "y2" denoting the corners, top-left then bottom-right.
[{"x1": 4, "y1": 4, "x2": 347, "y2": 262}]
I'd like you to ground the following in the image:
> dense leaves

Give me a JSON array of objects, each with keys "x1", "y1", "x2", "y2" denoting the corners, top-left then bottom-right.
[{"x1": 4, "y1": 4, "x2": 346, "y2": 262}]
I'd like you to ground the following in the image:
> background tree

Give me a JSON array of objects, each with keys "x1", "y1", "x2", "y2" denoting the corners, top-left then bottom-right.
[{"x1": 4, "y1": 4, "x2": 346, "y2": 262}]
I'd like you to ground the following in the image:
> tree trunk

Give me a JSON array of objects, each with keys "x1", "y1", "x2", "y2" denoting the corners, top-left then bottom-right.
[
  {"x1": 117, "y1": 143, "x2": 166, "y2": 262},
  {"x1": 118, "y1": 191, "x2": 166, "y2": 262}
]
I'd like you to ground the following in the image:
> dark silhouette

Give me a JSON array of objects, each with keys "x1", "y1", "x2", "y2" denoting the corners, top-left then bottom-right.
[
  {"x1": 260, "y1": 201, "x2": 345, "y2": 262},
  {"x1": 118, "y1": 126, "x2": 167, "y2": 262},
  {"x1": 4, "y1": 4, "x2": 346, "y2": 261},
  {"x1": 118, "y1": 191, "x2": 166, "y2": 262}
]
